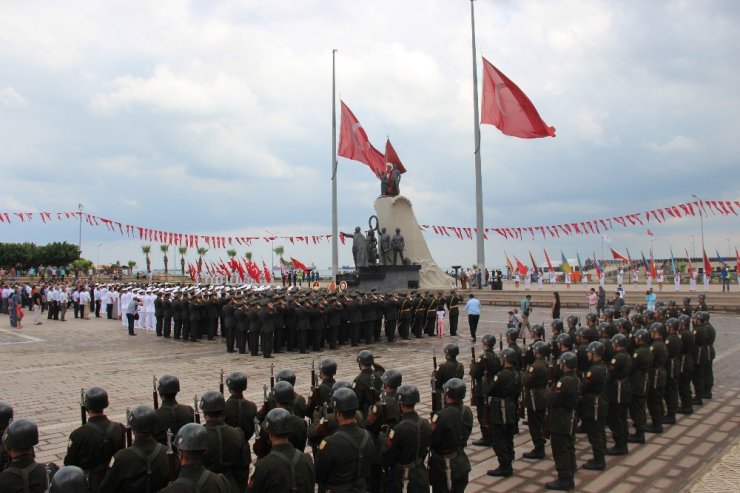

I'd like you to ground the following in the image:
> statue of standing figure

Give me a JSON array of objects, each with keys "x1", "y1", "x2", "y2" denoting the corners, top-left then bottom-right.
[
  {"x1": 379, "y1": 227, "x2": 392, "y2": 265},
  {"x1": 391, "y1": 227, "x2": 405, "y2": 265},
  {"x1": 380, "y1": 163, "x2": 402, "y2": 197},
  {"x1": 366, "y1": 230, "x2": 378, "y2": 265},
  {"x1": 348, "y1": 226, "x2": 368, "y2": 269}
]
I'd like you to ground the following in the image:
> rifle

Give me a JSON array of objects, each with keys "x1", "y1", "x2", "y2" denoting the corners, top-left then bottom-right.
[
  {"x1": 433, "y1": 348, "x2": 438, "y2": 371},
  {"x1": 518, "y1": 386, "x2": 526, "y2": 420},
  {"x1": 542, "y1": 409, "x2": 551, "y2": 439},
  {"x1": 219, "y1": 368, "x2": 224, "y2": 395},
  {"x1": 369, "y1": 373, "x2": 379, "y2": 405},
  {"x1": 310, "y1": 361, "x2": 321, "y2": 415},
  {"x1": 193, "y1": 394, "x2": 201, "y2": 424},
  {"x1": 499, "y1": 333, "x2": 503, "y2": 351},
  {"x1": 431, "y1": 376, "x2": 439, "y2": 416},
  {"x1": 166, "y1": 428, "x2": 177, "y2": 481},
  {"x1": 311, "y1": 359, "x2": 317, "y2": 388},
  {"x1": 470, "y1": 347, "x2": 477, "y2": 406},
  {"x1": 125, "y1": 408, "x2": 133, "y2": 447},
  {"x1": 258, "y1": 384, "x2": 270, "y2": 418},
  {"x1": 153, "y1": 376, "x2": 159, "y2": 410},
  {"x1": 80, "y1": 388, "x2": 87, "y2": 425},
  {"x1": 270, "y1": 363, "x2": 275, "y2": 390}
]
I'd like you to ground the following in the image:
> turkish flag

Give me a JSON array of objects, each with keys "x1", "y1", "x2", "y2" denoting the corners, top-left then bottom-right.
[
  {"x1": 610, "y1": 248, "x2": 630, "y2": 264},
  {"x1": 384, "y1": 139, "x2": 406, "y2": 174},
  {"x1": 481, "y1": 57, "x2": 555, "y2": 139},
  {"x1": 338, "y1": 101, "x2": 386, "y2": 177},
  {"x1": 290, "y1": 257, "x2": 309, "y2": 274},
  {"x1": 262, "y1": 260, "x2": 272, "y2": 283},
  {"x1": 703, "y1": 250, "x2": 712, "y2": 275}
]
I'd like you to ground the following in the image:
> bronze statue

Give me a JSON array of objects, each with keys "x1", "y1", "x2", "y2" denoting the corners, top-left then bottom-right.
[{"x1": 391, "y1": 227, "x2": 405, "y2": 265}]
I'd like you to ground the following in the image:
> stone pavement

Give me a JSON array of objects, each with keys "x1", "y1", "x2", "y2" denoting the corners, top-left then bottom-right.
[{"x1": 1, "y1": 306, "x2": 739, "y2": 492}]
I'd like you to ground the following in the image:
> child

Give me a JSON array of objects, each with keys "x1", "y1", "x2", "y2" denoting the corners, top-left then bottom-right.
[{"x1": 436, "y1": 303, "x2": 446, "y2": 337}]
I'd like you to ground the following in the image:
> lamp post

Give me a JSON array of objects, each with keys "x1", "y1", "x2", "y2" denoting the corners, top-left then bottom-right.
[
  {"x1": 266, "y1": 230, "x2": 276, "y2": 279},
  {"x1": 691, "y1": 194, "x2": 705, "y2": 259},
  {"x1": 689, "y1": 234, "x2": 695, "y2": 259},
  {"x1": 78, "y1": 203, "x2": 84, "y2": 257}
]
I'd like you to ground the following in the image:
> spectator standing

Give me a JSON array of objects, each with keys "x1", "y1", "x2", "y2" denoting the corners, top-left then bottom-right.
[{"x1": 464, "y1": 294, "x2": 481, "y2": 342}]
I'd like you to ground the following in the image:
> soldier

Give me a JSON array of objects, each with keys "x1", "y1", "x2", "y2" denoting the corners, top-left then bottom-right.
[
  {"x1": 434, "y1": 344, "x2": 465, "y2": 392},
  {"x1": 99, "y1": 405, "x2": 169, "y2": 493},
  {"x1": 247, "y1": 301, "x2": 262, "y2": 356},
  {"x1": 425, "y1": 292, "x2": 438, "y2": 337},
  {"x1": 315, "y1": 388, "x2": 374, "y2": 492},
  {"x1": 470, "y1": 334, "x2": 501, "y2": 447},
  {"x1": 223, "y1": 372, "x2": 257, "y2": 459},
  {"x1": 307, "y1": 383, "x2": 364, "y2": 453},
  {"x1": 565, "y1": 315, "x2": 579, "y2": 338},
  {"x1": 646, "y1": 323, "x2": 668, "y2": 434},
  {"x1": 366, "y1": 370, "x2": 402, "y2": 493},
  {"x1": 258, "y1": 299, "x2": 276, "y2": 358},
  {"x1": 663, "y1": 318, "x2": 683, "y2": 424},
  {"x1": 0, "y1": 419, "x2": 53, "y2": 492},
  {"x1": 544, "y1": 352, "x2": 580, "y2": 491},
  {"x1": 159, "y1": 423, "x2": 232, "y2": 492},
  {"x1": 0, "y1": 401, "x2": 12, "y2": 471},
  {"x1": 383, "y1": 293, "x2": 399, "y2": 342},
  {"x1": 154, "y1": 375, "x2": 195, "y2": 445},
  {"x1": 380, "y1": 384, "x2": 432, "y2": 493},
  {"x1": 701, "y1": 311, "x2": 716, "y2": 400},
  {"x1": 522, "y1": 341, "x2": 550, "y2": 460},
  {"x1": 606, "y1": 334, "x2": 632, "y2": 456},
  {"x1": 234, "y1": 298, "x2": 249, "y2": 354},
  {"x1": 247, "y1": 408, "x2": 315, "y2": 493},
  {"x1": 223, "y1": 296, "x2": 237, "y2": 353},
  {"x1": 199, "y1": 390, "x2": 249, "y2": 492},
  {"x1": 353, "y1": 351, "x2": 384, "y2": 418},
  {"x1": 345, "y1": 295, "x2": 362, "y2": 347},
  {"x1": 308, "y1": 359, "x2": 337, "y2": 414},
  {"x1": 486, "y1": 348, "x2": 519, "y2": 478},
  {"x1": 64, "y1": 387, "x2": 126, "y2": 493},
  {"x1": 162, "y1": 292, "x2": 173, "y2": 338},
  {"x1": 429, "y1": 378, "x2": 473, "y2": 492},
  {"x1": 254, "y1": 382, "x2": 308, "y2": 460},
  {"x1": 272, "y1": 297, "x2": 286, "y2": 354},
  {"x1": 446, "y1": 290, "x2": 463, "y2": 336},
  {"x1": 283, "y1": 296, "x2": 298, "y2": 351},
  {"x1": 628, "y1": 328, "x2": 653, "y2": 444},
  {"x1": 506, "y1": 328, "x2": 523, "y2": 370},
  {"x1": 523, "y1": 324, "x2": 546, "y2": 367},
  {"x1": 412, "y1": 293, "x2": 426, "y2": 339},
  {"x1": 274, "y1": 369, "x2": 308, "y2": 418},
  {"x1": 397, "y1": 293, "x2": 413, "y2": 340},
  {"x1": 549, "y1": 319, "x2": 565, "y2": 359},
  {"x1": 154, "y1": 291, "x2": 164, "y2": 337},
  {"x1": 580, "y1": 342, "x2": 609, "y2": 471},
  {"x1": 49, "y1": 466, "x2": 87, "y2": 493},
  {"x1": 325, "y1": 296, "x2": 343, "y2": 349}
]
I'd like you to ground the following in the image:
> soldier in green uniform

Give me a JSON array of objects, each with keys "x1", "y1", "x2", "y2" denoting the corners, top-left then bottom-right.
[
  {"x1": 580, "y1": 342, "x2": 609, "y2": 471},
  {"x1": 0, "y1": 419, "x2": 52, "y2": 493},
  {"x1": 397, "y1": 292, "x2": 413, "y2": 340},
  {"x1": 353, "y1": 351, "x2": 384, "y2": 418},
  {"x1": 544, "y1": 352, "x2": 580, "y2": 491},
  {"x1": 506, "y1": 328, "x2": 523, "y2": 370},
  {"x1": 425, "y1": 292, "x2": 438, "y2": 336},
  {"x1": 162, "y1": 292, "x2": 173, "y2": 338},
  {"x1": 255, "y1": 382, "x2": 308, "y2": 459},
  {"x1": 64, "y1": 387, "x2": 125, "y2": 493},
  {"x1": 159, "y1": 423, "x2": 232, "y2": 493},
  {"x1": 223, "y1": 372, "x2": 257, "y2": 461},
  {"x1": 549, "y1": 319, "x2": 565, "y2": 360},
  {"x1": 171, "y1": 292, "x2": 183, "y2": 340},
  {"x1": 429, "y1": 378, "x2": 473, "y2": 492},
  {"x1": 628, "y1": 329, "x2": 653, "y2": 444},
  {"x1": 412, "y1": 293, "x2": 426, "y2": 339},
  {"x1": 470, "y1": 334, "x2": 501, "y2": 447},
  {"x1": 223, "y1": 296, "x2": 237, "y2": 353},
  {"x1": 315, "y1": 388, "x2": 374, "y2": 492},
  {"x1": 270, "y1": 369, "x2": 307, "y2": 419},
  {"x1": 380, "y1": 384, "x2": 432, "y2": 493},
  {"x1": 701, "y1": 312, "x2": 716, "y2": 399},
  {"x1": 49, "y1": 466, "x2": 87, "y2": 492},
  {"x1": 485, "y1": 348, "x2": 519, "y2": 478},
  {"x1": 247, "y1": 408, "x2": 315, "y2": 493},
  {"x1": 154, "y1": 375, "x2": 195, "y2": 446},
  {"x1": 309, "y1": 359, "x2": 337, "y2": 412},
  {"x1": 522, "y1": 341, "x2": 550, "y2": 460},
  {"x1": 434, "y1": 344, "x2": 465, "y2": 391},
  {"x1": 0, "y1": 401, "x2": 12, "y2": 472},
  {"x1": 199, "y1": 391, "x2": 250, "y2": 492},
  {"x1": 663, "y1": 318, "x2": 683, "y2": 424},
  {"x1": 99, "y1": 405, "x2": 169, "y2": 493},
  {"x1": 445, "y1": 290, "x2": 463, "y2": 336},
  {"x1": 606, "y1": 334, "x2": 632, "y2": 456},
  {"x1": 307, "y1": 382, "x2": 365, "y2": 453},
  {"x1": 646, "y1": 323, "x2": 668, "y2": 434},
  {"x1": 366, "y1": 370, "x2": 403, "y2": 493}
]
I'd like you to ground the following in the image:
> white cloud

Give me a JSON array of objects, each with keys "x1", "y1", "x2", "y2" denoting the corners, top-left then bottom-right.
[
  {"x1": 645, "y1": 135, "x2": 699, "y2": 153},
  {"x1": 0, "y1": 87, "x2": 25, "y2": 107}
]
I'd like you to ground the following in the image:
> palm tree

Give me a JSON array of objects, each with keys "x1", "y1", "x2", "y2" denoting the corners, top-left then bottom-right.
[
  {"x1": 273, "y1": 245, "x2": 285, "y2": 263},
  {"x1": 179, "y1": 246, "x2": 188, "y2": 276},
  {"x1": 226, "y1": 249, "x2": 237, "y2": 260},
  {"x1": 244, "y1": 251, "x2": 253, "y2": 262},
  {"x1": 141, "y1": 245, "x2": 152, "y2": 273},
  {"x1": 160, "y1": 244, "x2": 169, "y2": 277},
  {"x1": 197, "y1": 247, "x2": 208, "y2": 273},
  {"x1": 127, "y1": 260, "x2": 136, "y2": 276}
]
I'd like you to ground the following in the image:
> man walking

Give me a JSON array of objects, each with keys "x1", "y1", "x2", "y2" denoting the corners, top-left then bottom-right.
[{"x1": 464, "y1": 294, "x2": 481, "y2": 343}]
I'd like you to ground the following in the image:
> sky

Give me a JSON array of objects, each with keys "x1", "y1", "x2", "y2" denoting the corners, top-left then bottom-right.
[{"x1": 1, "y1": 0, "x2": 739, "y2": 272}]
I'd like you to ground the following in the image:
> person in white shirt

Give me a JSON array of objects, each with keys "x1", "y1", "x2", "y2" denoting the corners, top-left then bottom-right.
[
  {"x1": 617, "y1": 268, "x2": 624, "y2": 286},
  {"x1": 703, "y1": 271, "x2": 710, "y2": 291},
  {"x1": 632, "y1": 270, "x2": 639, "y2": 285},
  {"x1": 549, "y1": 271, "x2": 556, "y2": 289},
  {"x1": 79, "y1": 288, "x2": 91, "y2": 319},
  {"x1": 72, "y1": 289, "x2": 80, "y2": 318},
  {"x1": 599, "y1": 272, "x2": 606, "y2": 289},
  {"x1": 689, "y1": 271, "x2": 697, "y2": 292},
  {"x1": 101, "y1": 287, "x2": 112, "y2": 319},
  {"x1": 93, "y1": 286, "x2": 102, "y2": 317},
  {"x1": 674, "y1": 272, "x2": 681, "y2": 292},
  {"x1": 119, "y1": 289, "x2": 131, "y2": 327},
  {"x1": 657, "y1": 269, "x2": 664, "y2": 292},
  {"x1": 581, "y1": 272, "x2": 588, "y2": 289},
  {"x1": 58, "y1": 287, "x2": 69, "y2": 321},
  {"x1": 110, "y1": 289, "x2": 119, "y2": 319},
  {"x1": 524, "y1": 270, "x2": 532, "y2": 290},
  {"x1": 565, "y1": 272, "x2": 571, "y2": 289},
  {"x1": 143, "y1": 290, "x2": 155, "y2": 330},
  {"x1": 537, "y1": 272, "x2": 543, "y2": 290}
]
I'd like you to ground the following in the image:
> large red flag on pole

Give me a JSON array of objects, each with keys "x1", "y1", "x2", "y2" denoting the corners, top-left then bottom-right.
[
  {"x1": 685, "y1": 249, "x2": 694, "y2": 277},
  {"x1": 528, "y1": 251, "x2": 540, "y2": 275},
  {"x1": 384, "y1": 139, "x2": 406, "y2": 174},
  {"x1": 480, "y1": 57, "x2": 555, "y2": 139},
  {"x1": 515, "y1": 256, "x2": 529, "y2": 276},
  {"x1": 262, "y1": 260, "x2": 272, "y2": 284},
  {"x1": 610, "y1": 247, "x2": 631, "y2": 264},
  {"x1": 290, "y1": 257, "x2": 309, "y2": 274},
  {"x1": 703, "y1": 250, "x2": 712, "y2": 275},
  {"x1": 543, "y1": 248, "x2": 554, "y2": 272},
  {"x1": 338, "y1": 101, "x2": 386, "y2": 177}
]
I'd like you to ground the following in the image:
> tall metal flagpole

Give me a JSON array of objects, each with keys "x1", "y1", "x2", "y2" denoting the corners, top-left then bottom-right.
[
  {"x1": 331, "y1": 49, "x2": 339, "y2": 282},
  {"x1": 470, "y1": 0, "x2": 485, "y2": 271}
]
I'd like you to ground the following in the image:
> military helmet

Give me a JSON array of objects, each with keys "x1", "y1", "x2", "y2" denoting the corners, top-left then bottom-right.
[
  {"x1": 556, "y1": 333, "x2": 573, "y2": 348},
  {"x1": 174, "y1": 423, "x2": 208, "y2": 451},
  {"x1": 396, "y1": 384, "x2": 420, "y2": 406},
  {"x1": 533, "y1": 340, "x2": 550, "y2": 358},
  {"x1": 683, "y1": 296, "x2": 691, "y2": 304},
  {"x1": 276, "y1": 369, "x2": 296, "y2": 386},
  {"x1": 357, "y1": 350, "x2": 374, "y2": 366},
  {"x1": 618, "y1": 317, "x2": 632, "y2": 333},
  {"x1": 319, "y1": 359, "x2": 337, "y2": 376},
  {"x1": 566, "y1": 315, "x2": 579, "y2": 327},
  {"x1": 649, "y1": 322, "x2": 666, "y2": 338},
  {"x1": 611, "y1": 333, "x2": 629, "y2": 348},
  {"x1": 587, "y1": 341, "x2": 605, "y2": 356},
  {"x1": 442, "y1": 378, "x2": 466, "y2": 401},
  {"x1": 0, "y1": 400, "x2": 12, "y2": 429},
  {"x1": 199, "y1": 390, "x2": 226, "y2": 413},
  {"x1": 226, "y1": 372, "x2": 247, "y2": 392},
  {"x1": 157, "y1": 375, "x2": 180, "y2": 395},
  {"x1": 603, "y1": 308, "x2": 615, "y2": 319},
  {"x1": 576, "y1": 326, "x2": 588, "y2": 339},
  {"x1": 263, "y1": 408, "x2": 294, "y2": 435},
  {"x1": 558, "y1": 351, "x2": 578, "y2": 369},
  {"x1": 506, "y1": 327, "x2": 519, "y2": 340},
  {"x1": 330, "y1": 381, "x2": 353, "y2": 400},
  {"x1": 634, "y1": 328, "x2": 651, "y2": 344},
  {"x1": 678, "y1": 314, "x2": 691, "y2": 326},
  {"x1": 273, "y1": 381, "x2": 296, "y2": 405},
  {"x1": 550, "y1": 319, "x2": 564, "y2": 331},
  {"x1": 332, "y1": 387, "x2": 359, "y2": 412},
  {"x1": 665, "y1": 317, "x2": 679, "y2": 330},
  {"x1": 50, "y1": 466, "x2": 87, "y2": 493},
  {"x1": 630, "y1": 314, "x2": 644, "y2": 327},
  {"x1": 499, "y1": 347, "x2": 518, "y2": 364},
  {"x1": 597, "y1": 322, "x2": 610, "y2": 335},
  {"x1": 532, "y1": 324, "x2": 545, "y2": 338},
  {"x1": 128, "y1": 405, "x2": 157, "y2": 433},
  {"x1": 698, "y1": 293, "x2": 706, "y2": 301},
  {"x1": 586, "y1": 313, "x2": 599, "y2": 325},
  {"x1": 620, "y1": 305, "x2": 631, "y2": 315},
  {"x1": 644, "y1": 309, "x2": 656, "y2": 322},
  {"x1": 482, "y1": 334, "x2": 496, "y2": 347},
  {"x1": 84, "y1": 387, "x2": 109, "y2": 412},
  {"x1": 698, "y1": 311, "x2": 710, "y2": 322},
  {"x1": 656, "y1": 306, "x2": 668, "y2": 317},
  {"x1": 444, "y1": 343, "x2": 460, "y2": 358},
  {"x1": 381, "y1": 369, "x2": 402, "y2": 389},
  {"x1": 2, "y1": 418, "x2": 39, "y2": 450}
]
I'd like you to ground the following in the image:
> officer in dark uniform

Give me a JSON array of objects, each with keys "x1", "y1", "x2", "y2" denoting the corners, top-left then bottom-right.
[
  {"x1": 434, "y1": 344, "x2": 465, "y2": 391},
  {"x1": 172, "y1": 292, "x2": 183, "y2": 340},
  {"x1": 412, "y1": 293, "x2": 426, "y2": 339},
  {"x1": 247, "y1": 408, "x2": 315, "y2": 493},
  {"x1": 283, "y1": 296, "x2": 298, "y2": 351},
  {"x1": 0, "y1": 419, "x2": 52, "y2": 492},
  {"x1": 523, "y1": 325, "x2": 546, "y2": 367},
  {"x1": 158, "y1": 422, "x2": 232, "y2": 493},
  {"x1": 100, "y1": 405, "x2": 169, "y2": 493},
  {"x1": 446, "y1": 290, "x2": 463, "y2": 336},
  {"x1": 273, "y1": 369, "x2": 308, "y2": 418},
  {"x1": 64, "y1": 387, "x2": 125, "y2": 493},
  {"x1": 258, "y1": 299, "x2": 276, "y2": 358},
  {"x1": 49, "y1": 466, "x2": 87, "y2": 493},
  {"x1": 470, "y1": 334, "x2": 501, "y2": 447},
  {"x1": 187, "y1": 294, "x2": 200, "y2": 342},
  {"x1": 486, "y1": 348, "x2": 519, "y2": 478},
  {"x1": 663, "y1": 317, "x2": 683, "y2": 424},
  {"x1": 549, "y1": 319, "x2": 565, "y2": 359},
  {"x1": 544, "y1": 352, "x2": 580, "y2": 491},
  {"x1": 506, "y1": 328, "x2": 523, "y2": 370},
  {"x1": 255, "y1": 382, "x2": 308, "y2": 459},
  {"x1": 223, "y1": 296, "x2": 237, "y2": 353},
  {"x1": 308, "y1": 359, "x2": 337, "y2": 412},
  {"x1": 382, "y1": 293, "x2": 399, "y2": 342},
  {"x1": 325, "y1": 296, "x2": 343, "y2": 349},
  {"x1": 353, "y1": 351, "x2": 384, "y2": 418},
  {"x1": 397, "y1": 293, "x2": 413, "y2": 340},
  {"x1": 234, "y1": 298, "x2": 249, "y2": 354},
  {"x1": 366, "y1": 370, "x2": 402, "y2": 493},
  {"x1": 565, "y1": 315, "x2": 579, "y2": 338},
  {"x1": 580, "y1": 341, "x2": 609, "y2": 471},
  {"x1": 180, "y1": 293, "x2": 191, "y2": 342},
  {"x1": 223, "y1": 372, "x2": 257, "y2": 459},
  {"x1": 646, "y1": 323, "x2": 668, "y2": 434},
  {"x1": 154, "y1": 375, "x2": 195, "y2": 445},
  {"x1": 199, "y1": 390, "x2": 249, "y2": 492},
  {"x1": 161, "y1": 292, "x2": 173, "y2": 338},
  {"x1": 425, "y1": 292, "x2": 438, "y2": 336},
  {"x1": 315, "y1": 388, "x2": 374, "y2": 493},
  {"x1": 380, "y1": 384, "x2": 432, "y2": 493},
  {"x1": 429, "y1": 378, "x2": 473, "y2": 492},
  {"x1": 701, "y1": 311, "x2": 716, "y2": 400},
  {"x1": 628, "y1": 329, "x2": 653, "y2": 444},
  {"x1": 0, "y1": 400, "x2": 12, "y2": 472},
  {"x1": 154, "y1": 291, "x2": 164, "y2": 337},
  {"x1": 307, "y1": 383, "x2": 365, "y2": 453},
  {"x1": 606, "y1": 334, "x2": 632, "y2": 456},
  {"x1": 522, "y1": 341, "x2": 550, "y2": 460},
  {"x1": 247, "y1": 301, "x2": 261, "y2": 356}
]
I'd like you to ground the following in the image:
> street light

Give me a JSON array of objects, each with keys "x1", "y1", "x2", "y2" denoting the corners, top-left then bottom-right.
[
  {"x1": 689, "y1": 235, "x2": 695, "y2": 259},
  {"x1": 691, "y1": 194, "x2": 705, "y2": 259}
]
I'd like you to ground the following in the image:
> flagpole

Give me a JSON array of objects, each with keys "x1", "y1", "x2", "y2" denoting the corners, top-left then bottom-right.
[
  {"x1": 331, "y1": 49, "x2": 339, "y2": 282},
  {"x1": 470, "y1": 0, "x2": 485, "y2": 272}
]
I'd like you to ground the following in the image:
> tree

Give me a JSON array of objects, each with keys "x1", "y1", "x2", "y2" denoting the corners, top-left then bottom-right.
[
  {"x1": 38, "y1": 242, "x2": 81, "y2": 266},
  {"x1": 160, "y1": 244, "x2": 169, "y2": 277},
  {"x1": 273, "y1": 245, "x2": 285, "y2": 265},
  {"x1": 584, "y1": 258, "x2": 595, "y2": 271},
  {"x1": 127, "y1": 260, "x2": 136, "y2": 275},
  {"x1": 179, "y1": 246, "x2": 188, "y2": 276},
  {"x1": 0, "y1": 241, "x2": 80, "y2": 269},
  {"x1": 70, "y1": 258, "x2": 93, "y2": 274},
  {"x1": 141, "y1": 245, "x2": 152, "y2": 273},
  {"x1": 244, "y1": 251, "x2": 253, "y2": 261},
  {"x1": 226, "y1": 249, "x2": 237, "y2": 259},
  {"x1": 197, "y1": 247, "x2": 208, "y2": 273}
]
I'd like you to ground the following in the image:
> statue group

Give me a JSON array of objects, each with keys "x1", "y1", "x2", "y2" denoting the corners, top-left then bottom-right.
[
  {"x1": 380, "y1": 163, "x2": 402, "y2": 197},
  {"x1": 347, "y1": 226, "x2": 405, "y2": 269}
]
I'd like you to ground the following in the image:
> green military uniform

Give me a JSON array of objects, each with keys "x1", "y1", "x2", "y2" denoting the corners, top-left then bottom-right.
[
  {"x1": 353, "y1": 368, "x2": 383, "y2": 418},
  {"x1": 486, "y1": 367, "x2": 518, "y2": 473},
  {"x1": 469, "y1": 348, "x2": 501, "y2": 444},
  {"x1": 307, "y1": 411, "x2": 364, "y2": 451},
  {"x1": 647, "y1": 340, "x2": 668, "y2": 430},
  {"x1": 315, "y1": 423, "x2": 374, "y2": 493},
  {"x1": 691, "y1": 322, "x2": 708, "y2": 404},
  {"x1": 380, "y1": 412, "x2": 432, "y2": 493},
  {"x1": 703, "y1": 321, "x2": 716, "y2": 399},
  {"x1": 628, "y1": 345, "x2": 653, "y2": 439},
  {"x1": 429, "y1": 402, "x2": 473, "y2": 492},
  {"x1": 434, "y1": 360, "x2": 464, "y2": 390},
  {"x1": 64, "y1": 415, "x2": 126, "y2": 493},
  {"x1": 224, "y1": 396, "x2": 257, "y2": 444},
  {"x1": 366, "y1": 392, "x2": 401, "y2": 493},
  {"x1": 580, "y1": 361, "x2": 608, "y2": 465},
  {"x1": 158, "y1": 464, "x2": 231, "y2": 493},
  {"x1": 99, "y1": 436, "x2": 169, "y2": 493},
  {"x1": 155, "y1": 399, "x2": 195, "y2": 445},
  {"x1": 446, "y1": 293, "x2": 463, "y2": 336},
  {"x1": 664, "y1": 331, "x2": 682, "y2": 418},
  {"x1": 202, "y1": 418, "x2": 250, "y2": 492},
  {"x1": 397, "y1": 296, "x2": 413, "y2": 340},
  {"x1": 523, "y1": 357, "x2": 549, "y2": 455},
  {"x1": 548, "y1": 372, "x2": 580, "y2": 485},
  {"x1": 0, "y1": 454, "x2": 51, "y2": 493},
  {"x1": 247, "y1": 443, "x2": 315, "y2": 493},
  {"x1": 606, "y1": 351, "x2": 632, "y2": 452}
]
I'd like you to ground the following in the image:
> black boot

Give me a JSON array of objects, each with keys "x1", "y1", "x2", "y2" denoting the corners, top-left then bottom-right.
[
  {"x1": 661, "y1": 414, "x2": 676, "y2": 424},
  {"x1": 676, "y1": 406, "x2": 693, "y2": 415},
  {"x1": 628, "y1": 433, "x2": 645, "y2": 444},
  {"x1": 487, "y1": 465, "x2": 513, "y2": 477},
  {"x1": 583, "y1": 459, "x2": 606, "y2": 471},
  {"x1": 545, "y1": 478, "x2": 574, "y2": 491},
  {"x1": 645, "y1": 423, "x2": 663, "y2": 433},
  {"x1": 605, "y1": 445, "x2": 628, "y2": 456},
  {"x1": 522, "y1": 448, "x2": 545, "y2": 460},
  {"x1": 472, "y1": 438, "x2": 493, "y2": 446}
]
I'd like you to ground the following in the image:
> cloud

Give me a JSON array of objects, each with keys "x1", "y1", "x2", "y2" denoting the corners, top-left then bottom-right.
[
  {"x1": 644, "y1": 135, "x2": 699, "y2": 153},
  {"x1": 0, "y1": 86, "x2": 25, "y2": 107}
]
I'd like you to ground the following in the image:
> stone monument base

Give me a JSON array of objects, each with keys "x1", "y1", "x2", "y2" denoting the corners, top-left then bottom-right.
[{"x1": 337, "y1": 265, "x2": 421, "y2": 292}]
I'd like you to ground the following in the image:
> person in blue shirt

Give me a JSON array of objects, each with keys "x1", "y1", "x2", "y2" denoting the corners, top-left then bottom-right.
[{"x1": 464, "y1": 293, "x2": 481, "y2": 342}]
